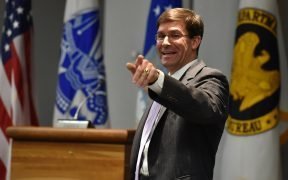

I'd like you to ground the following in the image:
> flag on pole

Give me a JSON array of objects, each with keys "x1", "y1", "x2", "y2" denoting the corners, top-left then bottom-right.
[
  {"x1": 0, "y1": 0, "x2": 38, "y2": 179},
  {"x1": 278, "y1": 10, "x2": 288, "y2": 180},
  {"x1": 217, "y1": 0, "x2": 281, "y2": 179},
  {"x1": 135, "y1": 0, "x2": 182, "y2": 125},
  {"x1": 279, "y1": 38, "x2": 288, "y2": 180},
  {"x1": 53, "y1": 0, "x2": 109, "y2": 128}
]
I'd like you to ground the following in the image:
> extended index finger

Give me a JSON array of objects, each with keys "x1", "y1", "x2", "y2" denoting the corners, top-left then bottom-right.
[{"x1": 135, "y1": 55, "x2": 144, "y2": 67}]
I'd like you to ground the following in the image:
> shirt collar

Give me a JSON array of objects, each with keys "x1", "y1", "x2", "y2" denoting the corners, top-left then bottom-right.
[{"x1": 169, "y1": 59, "x2": 199, "y2": 80}]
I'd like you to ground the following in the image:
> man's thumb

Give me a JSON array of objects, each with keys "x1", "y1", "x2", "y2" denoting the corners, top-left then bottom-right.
[{"x1": 126, "y1": 62, "x2": 136, "y2": 74}]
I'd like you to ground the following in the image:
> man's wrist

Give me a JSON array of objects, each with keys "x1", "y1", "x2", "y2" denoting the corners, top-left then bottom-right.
[
  {"x1": 148, "y1": 70, "x2": 164, "y2": 94},
  {"x1": 148, "y1": 70, "x2": 160, "y2": 85}
]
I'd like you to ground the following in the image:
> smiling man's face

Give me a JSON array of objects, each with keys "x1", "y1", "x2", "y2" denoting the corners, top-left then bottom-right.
[{"x1": 156, "y1": 20, "x2": 196, "y2": 74}]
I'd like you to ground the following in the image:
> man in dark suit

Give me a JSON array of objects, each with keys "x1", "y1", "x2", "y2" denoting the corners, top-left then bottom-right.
[{"x1": 126, "y1": 8, "x2": 229, "y2": 180}]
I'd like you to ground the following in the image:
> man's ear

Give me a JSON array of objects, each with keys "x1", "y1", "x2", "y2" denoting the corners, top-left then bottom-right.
[{"x1": 191, "y1": 36, "x2": 202, "y2": 50}]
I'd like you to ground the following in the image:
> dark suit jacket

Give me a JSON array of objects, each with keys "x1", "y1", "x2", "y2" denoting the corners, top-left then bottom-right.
[{"x1": 130, "y1": 60, "x2": 229, "y2": 180}]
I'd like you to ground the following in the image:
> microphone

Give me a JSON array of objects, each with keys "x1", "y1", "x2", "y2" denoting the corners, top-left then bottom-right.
[
  {"x1": 73, "y1": 77, "x2": 104, "y2": 119},
  {"x1": 56, "y1": 77, "x2": 104, "y2": 129}
]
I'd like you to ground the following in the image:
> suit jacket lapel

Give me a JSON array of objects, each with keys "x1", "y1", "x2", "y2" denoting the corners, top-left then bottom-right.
[
  {"x1": 138, "y1": 99, "x2": 153, "y2": 132},
  {"x1": 181, "y1": 59, "x2": 206, "y2": 84},
  {"x1": 156, "y1": 59, "x2": 206, "y2": 122},
  {"x1": 131, "y1": 99, "x2": 153, "y2": 165},
  {"x1": 138, "y1": 60, "x2": 206, "y2": 135},
  {"x1": 158, "y1": 105, "x2": 167, "y2": 120}
]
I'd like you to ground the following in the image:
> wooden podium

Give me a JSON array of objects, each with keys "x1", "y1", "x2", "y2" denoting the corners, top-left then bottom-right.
[{"x1": 7, "y1": 126, "x2": 135, "y2": 180}]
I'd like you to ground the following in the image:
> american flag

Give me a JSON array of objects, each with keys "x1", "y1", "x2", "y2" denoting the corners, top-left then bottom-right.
[{"x1": 0, "y1": 0, "x2": 38, "y2": 178}]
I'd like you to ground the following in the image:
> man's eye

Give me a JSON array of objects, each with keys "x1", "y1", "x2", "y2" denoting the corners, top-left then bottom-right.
[{"x1": 170, "y1": 34, "x2": 182, "y2": 39}]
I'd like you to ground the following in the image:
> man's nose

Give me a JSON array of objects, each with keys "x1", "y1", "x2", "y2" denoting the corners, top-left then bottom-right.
[{"x1": 162, "y1": 36, "x2": 171, "y2": 45}]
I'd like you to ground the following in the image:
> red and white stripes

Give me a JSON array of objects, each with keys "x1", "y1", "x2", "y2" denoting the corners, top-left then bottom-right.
[{"x1": 0, "y1": 0, "x2": 38, "y2": 178}]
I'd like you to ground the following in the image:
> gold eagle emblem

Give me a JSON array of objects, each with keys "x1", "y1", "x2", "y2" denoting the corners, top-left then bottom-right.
[{"x1": 230, "y1": 32, "x2": 280, "y2": 111}]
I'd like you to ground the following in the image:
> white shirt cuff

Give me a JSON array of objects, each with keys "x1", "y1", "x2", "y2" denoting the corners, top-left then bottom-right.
[{"x1": 148, "y1": 70, "x2": 164, "y2": 94}]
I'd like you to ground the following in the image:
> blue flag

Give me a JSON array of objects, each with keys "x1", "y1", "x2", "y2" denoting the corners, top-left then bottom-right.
[
  {"x1": 53, "y1": 0, "x2": 109, "y2": 127},
  {"x1": 135, "y1": 0, "x2": 182, "y2": 124},
  {"x1": 143, "y1": 0, "x2": 182, "y2": 56}
]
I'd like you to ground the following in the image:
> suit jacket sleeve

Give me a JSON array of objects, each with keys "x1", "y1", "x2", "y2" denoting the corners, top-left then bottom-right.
[{"x1": 148, "y1": 66, "x2": 229, "y2": 124}]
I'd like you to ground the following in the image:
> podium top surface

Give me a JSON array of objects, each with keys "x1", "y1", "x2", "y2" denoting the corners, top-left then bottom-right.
[{"x1": 7, "y1": 126, "x2": 136, "y2": 144}]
